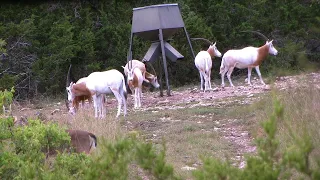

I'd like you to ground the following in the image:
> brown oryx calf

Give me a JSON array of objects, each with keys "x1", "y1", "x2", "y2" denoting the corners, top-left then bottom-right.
[
  {"x1": 67, "y1": 129, "x2": 97, "y2": 154},
  {"x1": 12, "y1": 117, "x2": 97, "y2": 154}
]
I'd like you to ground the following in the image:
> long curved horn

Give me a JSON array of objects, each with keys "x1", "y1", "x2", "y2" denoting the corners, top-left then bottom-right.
[
  {"x1": 240, "y1": 30, "x2": 269, "y2": 41},
  {"x1": 191, "y1": 38, "x2": 213, "y2": 45},
  {"x1": 66, "y1": 64, "x2": 72, "y2": 87},
  {"x1": 146, "y1": 61, "x2": 157, "y2": 76}
]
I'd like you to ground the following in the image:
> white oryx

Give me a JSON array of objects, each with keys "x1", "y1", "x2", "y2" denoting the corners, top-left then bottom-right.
[
  {"x1": 124, "y1": 60, "x2": 160, "y2": 91},
  {"x1": 67, "y1": 69, "x2": 127, "y2": 118},
  {"x1": 220, "y1": 40, "x2": 278, "y2": 87},
  {"x1": 122, "y1": 66, "x2": 144, "y2": 108},
  {"x1": 194, "y1": 42, "x2": 222, "y2": 91}
]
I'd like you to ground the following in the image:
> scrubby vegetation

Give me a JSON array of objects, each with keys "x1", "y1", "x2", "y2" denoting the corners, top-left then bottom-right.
[
  {"x1": 0, "y1": 0, "x2": 319, "y2": 99},
  {"x1": 1, "y1": 82, "x2": 320, "y2": 179}
]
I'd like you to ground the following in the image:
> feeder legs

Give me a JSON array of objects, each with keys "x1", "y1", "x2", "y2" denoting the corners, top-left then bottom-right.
[
  {"x1": 184, "y1": 27, "x2": 196, "y2": 59},
  {"x1": 127, "y1": 31, "x2": 134, "y2": 68},
  {"x1": 159, "y1": 29, "x2": 171, "y2": 96},
  {"x1": 158, "y1": 56, "x2": 164, "y2": 97}
]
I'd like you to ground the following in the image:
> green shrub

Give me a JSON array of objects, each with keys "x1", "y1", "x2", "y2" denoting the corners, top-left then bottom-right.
[{"x1": 1, "y1": 117, "x2": 179, "y2": 179}]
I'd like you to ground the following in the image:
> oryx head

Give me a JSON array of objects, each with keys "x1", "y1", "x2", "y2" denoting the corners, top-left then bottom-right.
[
  {"x1": 122, "y1": 66, "x2": 135, "y2": 89},
  {"x1": 266, "y1": 40, "x2": 278, "y2": 56},
  {"x1": 209, "y1": 42, "x2": 222, "y2": 57},
  {"x1": 66, "y1": 82, "x2": 75, "y2": 102},
  {"x1": 148, "y1": 75, "x2": 160, "y2": 88}
]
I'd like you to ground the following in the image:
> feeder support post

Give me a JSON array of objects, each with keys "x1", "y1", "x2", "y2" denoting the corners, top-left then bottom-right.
[
  {"x1": 127, "y1": 31, "x2": 134, "y2": 69},
  {"x1": 159, "y1": 29, "x2": 171, "y2": 96},
  {"x1": 184, "y1": 27, "x2": 195, "y2": 59}
]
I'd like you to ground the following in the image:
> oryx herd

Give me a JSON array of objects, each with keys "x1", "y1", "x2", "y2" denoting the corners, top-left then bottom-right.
[
  {"x1": 66, "y1": 37, "x2": 278, "y2": 119},
  {"x1": 64, "y1": 33, "x2": 278, "y2": 154}
]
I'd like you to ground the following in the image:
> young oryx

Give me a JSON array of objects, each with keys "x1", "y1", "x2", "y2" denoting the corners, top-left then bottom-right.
[
  {"x1": 194, "y1": 42, "x2": 222, "y2": 91},
  {"x1": 67, "y1": 129, "x2": 97, "y2": 154},
  {"x1": 122, "y1": 66, "x2": 144, "y2": 108},
  {"x1": 220, "y1": 40, "x2": 278, "y2": 87},
  {"x1": 67, "y1": 69, "x2": 127, "y2": 118},
  {"x1": 124, "y1": 60, "x2": 160, "y2": 90},
  {"x1": 12, "y1": 116, "x2": 97, "y2": 155}
]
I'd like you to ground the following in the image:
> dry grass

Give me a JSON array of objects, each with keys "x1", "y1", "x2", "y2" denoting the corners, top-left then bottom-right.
[
  {"x1": 10, "y1": 94, "x2": 262, "y2": 179},
  {"x1": 124, "y1": 102, "x2": 248, "y2": 179},
  {"x1": 248, "y1": 85, "x2": 320, "y2": 165}
]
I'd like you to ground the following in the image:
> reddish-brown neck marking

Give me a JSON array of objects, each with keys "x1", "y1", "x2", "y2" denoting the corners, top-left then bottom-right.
[
  {"x1": 71, "y1": 82, "x2": 92, "y2": 96},
  {"x1": 252, "y1": 44, "x2": 269, "y2": 66},
  {"x1": 207, "y1": 47, "x2": 215, "y2": 58}
]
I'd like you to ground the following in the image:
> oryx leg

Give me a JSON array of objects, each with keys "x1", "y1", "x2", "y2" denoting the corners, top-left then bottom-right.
[
  {"x1": 136, "y1": 87, "x2": 141, "y2": 108},
  {"x1": 92, "y1": 94, "x2": 99, "y2": 118},
  {"x1": 255, "y1": 66, "x2": 265, "y2": 85},
  {"x1": 247, "y1": 67, "x2": 253, "y2": 86},
  {"x1": 134, "y1": 88, "x2": 138, "y2": 108},
  {"x1": 221, "y1": 68, "x2": 228, "y2": 88},
  {"x1": 111, "y1": 90, "x2": 123, "y2": 118},
  {"x1": 199, "y1": 71, "x2": 205, "y2": 91},
  {"x1": 120, "y1": 92, "x2": 127, "y2": 116},
  {"x1": 227, "y1": 67, "x2": 235, "y2": 87},
  {"x1": 207, "y1": 70, "x2": 212, "y2": 90},
  {"x1": 97, "y1": 94, "x2": 105, "y2": 118}
]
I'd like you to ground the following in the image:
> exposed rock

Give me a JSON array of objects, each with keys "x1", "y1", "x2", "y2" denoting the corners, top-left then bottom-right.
[{"x1": 181, "y1": 166, "x2": 197, "y2": 171}]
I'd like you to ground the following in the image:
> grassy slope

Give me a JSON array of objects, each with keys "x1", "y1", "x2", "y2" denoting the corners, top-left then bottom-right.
[{"x1": 10, "y1": 73, "x2": 320, "y2": 179}]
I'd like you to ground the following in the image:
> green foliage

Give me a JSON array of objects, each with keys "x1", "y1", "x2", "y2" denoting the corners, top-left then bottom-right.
[
  {"x1": 85, "y1": 137, "x2": 179, "y2": 180},
  {"x1": 85, "y1": 138, "x2": 134, "y2": 179},
  {"x1": 0, "y1": 74, "x2": 18, "y2": 91},
  {"x1": 0, "y1": 117, "x2": 179, "y2": 179},
  {"x1": 0, "y1": 38, "x2": 6, "y2": 54},
  {"x1": 13, "y1": 119, "x2": 70, "y2": 155},
  {"x1": 0, "y1": 118, "x2": 75, "y2": 179},
  {"x1": 0, "y1": 87, "x2": 14, "y2": 114},
  {"x1": 192, "y1": 158, "x2": 239, "y2": 179},
  {"x1": 135, "y1": 140, "x2": 178, "y2": 180},
  {"x1": 50, "y1": 153, "x2": 90, "y2": 179}
]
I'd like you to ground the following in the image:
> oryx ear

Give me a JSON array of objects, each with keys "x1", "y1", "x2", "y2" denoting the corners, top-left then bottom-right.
[
  {"x1": 213, "y1": 42, "x2": 216, "y2": 46},
  {"x1": 122, "y1": 66, "x2": 128, "y2": 72}
]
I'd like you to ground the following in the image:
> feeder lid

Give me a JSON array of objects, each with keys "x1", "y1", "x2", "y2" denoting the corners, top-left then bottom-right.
[{"x1": 132, "y1": 3, "x2": 185, "y2": 41}]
